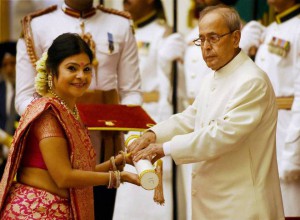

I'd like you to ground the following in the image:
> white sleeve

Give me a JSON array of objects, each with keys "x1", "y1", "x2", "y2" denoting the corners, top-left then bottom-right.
[
  {"x1": 152, "y1": 78, "x2": 269, "y2": 165},
  {"x1": 280, "y1": 33, "x2": 300, "y2": 180},
  {"x1": 163, "y1": 141, "x2": 171, "y2": 156},
  {"x1": 15, "y1": 39, "x2": 38, "y2": 115},
  {"x1": 118, "y1": 21, "x2": 142, "y2": 105}
]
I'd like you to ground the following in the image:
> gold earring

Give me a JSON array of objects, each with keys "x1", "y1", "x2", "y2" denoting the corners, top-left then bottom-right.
[{"x1": 48, "y1": 73, "x2": 53, "y2": 90}]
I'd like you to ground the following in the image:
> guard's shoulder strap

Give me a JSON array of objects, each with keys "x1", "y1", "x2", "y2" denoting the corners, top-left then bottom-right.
[
  {"x1": 96, "y1": 5, "x2": 131, "y2": 20},
  {"x1": 20, "y1": 5, "x2": 57, "y2": 67}
]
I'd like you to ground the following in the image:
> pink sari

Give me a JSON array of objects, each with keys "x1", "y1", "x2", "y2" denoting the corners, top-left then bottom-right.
[{"x1": 0, "y1": 97, "x2": 96, "y2": 219}]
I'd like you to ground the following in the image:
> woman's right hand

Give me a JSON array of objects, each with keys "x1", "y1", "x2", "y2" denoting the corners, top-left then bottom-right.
[{"x1": 121, "y1": 171, "x2": 140, "y2": 186}]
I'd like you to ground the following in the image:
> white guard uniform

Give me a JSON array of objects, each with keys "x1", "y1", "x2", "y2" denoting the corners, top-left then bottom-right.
[
  {"x1": 114, "y1": 14, "x2": 185, "y2": 220},
  {"x1": 254, "y1": 5, "x2": 300, "y2": 216},
  {"x1": 151, "y1": 51, "x2": 284, "y2": 220},
  {"x1": 179, "y1": 26, "x2": 213, "y2": 220},
  {"x1": 184, "y1": 27, "x2": 212, "y2": 104},
  {"x1": 15, "y1": 4, "x2": 142, "y2": 115}
]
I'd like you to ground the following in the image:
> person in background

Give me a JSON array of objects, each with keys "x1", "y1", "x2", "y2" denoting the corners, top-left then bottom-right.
[
  {"x1": 15, "y1": 0, "x2": 142, "y2": 219},
  {"x1": 0, "y1": 42, "x2": 19, "y2": 179},
  {"x1": 240, "y1": 0, "x2": 300, "y2": 217},
  {"x1": 0, "y1": 33, "x2": 140, "y2": 219},
  {"x1": 113, "y1": 0, "x2": 185, "y2": 219},
  {"x1": 129, "y1": 5, "x2": 284, "y2": 219}
]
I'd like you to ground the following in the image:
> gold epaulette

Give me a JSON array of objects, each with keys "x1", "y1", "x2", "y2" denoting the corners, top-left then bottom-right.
[
  {"x1": 20, "y1": 5, "x2": 57, "y2": 68},
  {"x1": 97, "y1": 5, "x2": 131, "y2": 19}
]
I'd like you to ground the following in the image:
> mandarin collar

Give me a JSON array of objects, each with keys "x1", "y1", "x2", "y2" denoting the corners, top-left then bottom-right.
[
  {"x1": 61, "y1": 3, "x2": 96, "y2": 19},
  {"x1": 275, "y1": 4, "x2": 300, "y2": 24},
  {"x1": 214, "y1": 50, "x2": 248, "y2": 79},
  {"x1": 134, "y1": 10, "x2": 158, "y2": 28}
]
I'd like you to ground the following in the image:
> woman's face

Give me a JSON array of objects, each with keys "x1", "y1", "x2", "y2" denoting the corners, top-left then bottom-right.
[{"x1": 53, "y1": 52, "x2": 92, "y2": 102}]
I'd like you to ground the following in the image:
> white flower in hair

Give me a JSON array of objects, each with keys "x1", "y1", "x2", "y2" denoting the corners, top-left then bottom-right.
[{"x1": 34, "y1": 52, "x2": 48, "y2": 96}]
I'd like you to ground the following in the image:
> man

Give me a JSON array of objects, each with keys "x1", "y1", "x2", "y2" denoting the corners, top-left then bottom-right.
[
  {"x1": 0, "y1": 42, "x2": 19, "y2": 179},
  {"x1": 130, "y1": 5, "x2": 284, "y2": 219},
  {"x1": 15, "y1": 0, "x2": 142, "y2": 219},
  {"x1": 182, "y1": 1, "x2": 239, "y2": 219},
  {"x1": 113, "y1": 1, "x2": 185, "y2": 219},
  {"x1": 240, "y1": 0, "x2": 300, "y2": 216}
]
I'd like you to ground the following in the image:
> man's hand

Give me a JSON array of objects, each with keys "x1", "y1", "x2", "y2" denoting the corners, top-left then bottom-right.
[
  {"x1": 133, "y1": 143, "x2": 165, "y2": 164},
  {"x1": 127, "y1": 131, "x2": 156, "y2": 154}
]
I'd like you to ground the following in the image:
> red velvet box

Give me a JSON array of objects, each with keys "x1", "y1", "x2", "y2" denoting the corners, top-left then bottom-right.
[{"x1": 77, "y1": 104, "x2": 156, "y2": 131}]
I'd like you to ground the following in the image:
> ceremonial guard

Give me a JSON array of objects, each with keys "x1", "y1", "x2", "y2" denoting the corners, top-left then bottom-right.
[
  {"x1": 241, "y1": 0, "x2": 300, "y2": 216},
  {"x1": 113, "y1": 0, "x2": 185, "y2": 219},
  {"x1": 15, "y1": 0, "x2": 142, "y2": 219}
]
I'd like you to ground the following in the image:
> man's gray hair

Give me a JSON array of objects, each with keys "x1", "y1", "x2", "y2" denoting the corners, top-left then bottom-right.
[{"x1": 199, "y1": 5, "x2": 242, "y2": 32}]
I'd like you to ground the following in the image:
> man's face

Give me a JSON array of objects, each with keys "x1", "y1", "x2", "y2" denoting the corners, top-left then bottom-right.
[
  {"x1": 64, "y1": 0, "x2": 93, "y2": 11},
  {"x1": 1, "y1": 53, "x2": 16, "y2": 84},
  {"x1": 123, "y1": 0, "x2": 147, "y2": 16},
  {"x1": 198, "y1": 12, "x2": 239, "y2": 71},
  {"x1": 267, "y1": 0, "x2": 295, "y2": 13}
]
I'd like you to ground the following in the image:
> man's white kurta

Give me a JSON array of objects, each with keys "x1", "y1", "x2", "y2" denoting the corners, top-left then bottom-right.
[{"x1": 151, "y1": 51, "x2": 284, "y2": 219}]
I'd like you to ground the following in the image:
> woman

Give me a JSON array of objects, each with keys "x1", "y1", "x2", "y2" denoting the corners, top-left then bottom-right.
[{"x1": 0, "y1": 33, "x2": 139, "y2": 219}]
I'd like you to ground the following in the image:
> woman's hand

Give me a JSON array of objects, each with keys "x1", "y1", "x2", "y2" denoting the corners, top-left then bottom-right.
[
  {"x1": 115, "y1": 152, "x2": 134, "y2": 170},
  {"x1": 121, "y1": 171, "x2": 140, "y2": 186}
]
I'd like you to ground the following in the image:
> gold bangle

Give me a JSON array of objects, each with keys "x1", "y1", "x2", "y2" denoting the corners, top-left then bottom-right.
[
  {"x1": 110, "y1": 156, "x2": 117, "y2": 171},
  {"x1": 125, "y1": 134, "x2": 140, "y2": 147},
  {"x1": 119, "y1": 151, "x2": 126, "y2": 167}
]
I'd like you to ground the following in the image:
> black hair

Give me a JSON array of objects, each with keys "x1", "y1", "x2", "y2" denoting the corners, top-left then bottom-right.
[
  {"x1": 0, "y1": 42, "x2": 17, "y2": 67},
  {"x1": 221, "y1": 0, "x2": 239, "y2": 6},
  {"x1": 46, "y1": 33, "x2": 93, "y2": 76}
]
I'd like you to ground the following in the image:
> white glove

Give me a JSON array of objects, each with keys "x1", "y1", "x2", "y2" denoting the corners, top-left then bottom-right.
[
  {"x1": 158, "y1": 33, "x2": 185, "y2": 63},
  {"x1": 279, "y1": 159, "x2": 300, "y2": 182},
  {"x1": 240, "y1": 21, "x2": 266, "y2": 54}
]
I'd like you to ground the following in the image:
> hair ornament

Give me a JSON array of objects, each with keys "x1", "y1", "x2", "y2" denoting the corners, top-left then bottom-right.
[{"x1": 34, "y1": 52, "x2": 48, "y2": 96}]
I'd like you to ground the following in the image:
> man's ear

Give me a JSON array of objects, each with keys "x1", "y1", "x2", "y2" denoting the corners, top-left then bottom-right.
[{"x1": 232, "y1": 30, "x2": 241, "y2": 48}]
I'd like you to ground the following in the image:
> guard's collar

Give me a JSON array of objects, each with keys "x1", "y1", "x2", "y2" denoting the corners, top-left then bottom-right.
[
  {"x1": 134, "y1": 10, "x2": 157, "y2": 28},
  {"x1": 61, "y1": 3, "x2": 96, "y2": 19},
  {"x1": 275, "y1": 4, "x2": 300, "y2": 24}
]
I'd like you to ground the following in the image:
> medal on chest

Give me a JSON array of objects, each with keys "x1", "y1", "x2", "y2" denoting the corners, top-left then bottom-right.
[
  {"x1": 137, "y1": 41, "x2": 150, "y2": 56},
  {"x1": 268, "y1": 36, "x2": 290, "y2": 57}
]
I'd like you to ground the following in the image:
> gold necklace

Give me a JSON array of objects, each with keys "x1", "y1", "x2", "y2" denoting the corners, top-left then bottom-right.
[{"x1": 48, "y1": 90, "x2": 80, "y2": 121}]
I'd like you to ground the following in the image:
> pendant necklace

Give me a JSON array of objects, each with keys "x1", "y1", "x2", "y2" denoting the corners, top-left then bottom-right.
[{"x1": 48, "y1": 90, "x2": 80, "y2": 121}]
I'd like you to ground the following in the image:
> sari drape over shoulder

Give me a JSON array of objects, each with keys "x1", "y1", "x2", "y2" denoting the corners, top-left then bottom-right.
[{"x1": 0, "y1": 97, "x2": 96, "y2": 220}]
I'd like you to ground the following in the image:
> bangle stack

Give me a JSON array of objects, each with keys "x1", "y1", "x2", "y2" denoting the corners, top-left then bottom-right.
[
  {"x1": 119, "y1": 151, "x2": 126, "y2": 168},
  {"x1": 110, "y1": 156, "x2": 117, "y2": 171},
  {"x1": 110, "y1": 151, "x2": 127, "y2": 171},
  {"x1": 108, "y1": 171, "x2": 121, "y2": 189}
]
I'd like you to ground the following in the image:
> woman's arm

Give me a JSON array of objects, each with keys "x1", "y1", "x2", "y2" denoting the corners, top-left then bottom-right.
[{"x1": 40, "y1": 137, "x2": 139, "y2": 188}]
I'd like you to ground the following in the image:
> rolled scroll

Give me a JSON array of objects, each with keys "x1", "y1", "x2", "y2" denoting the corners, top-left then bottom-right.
[{"x1": 125, "y1": 135, "x2": 159, "y2": 190}]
